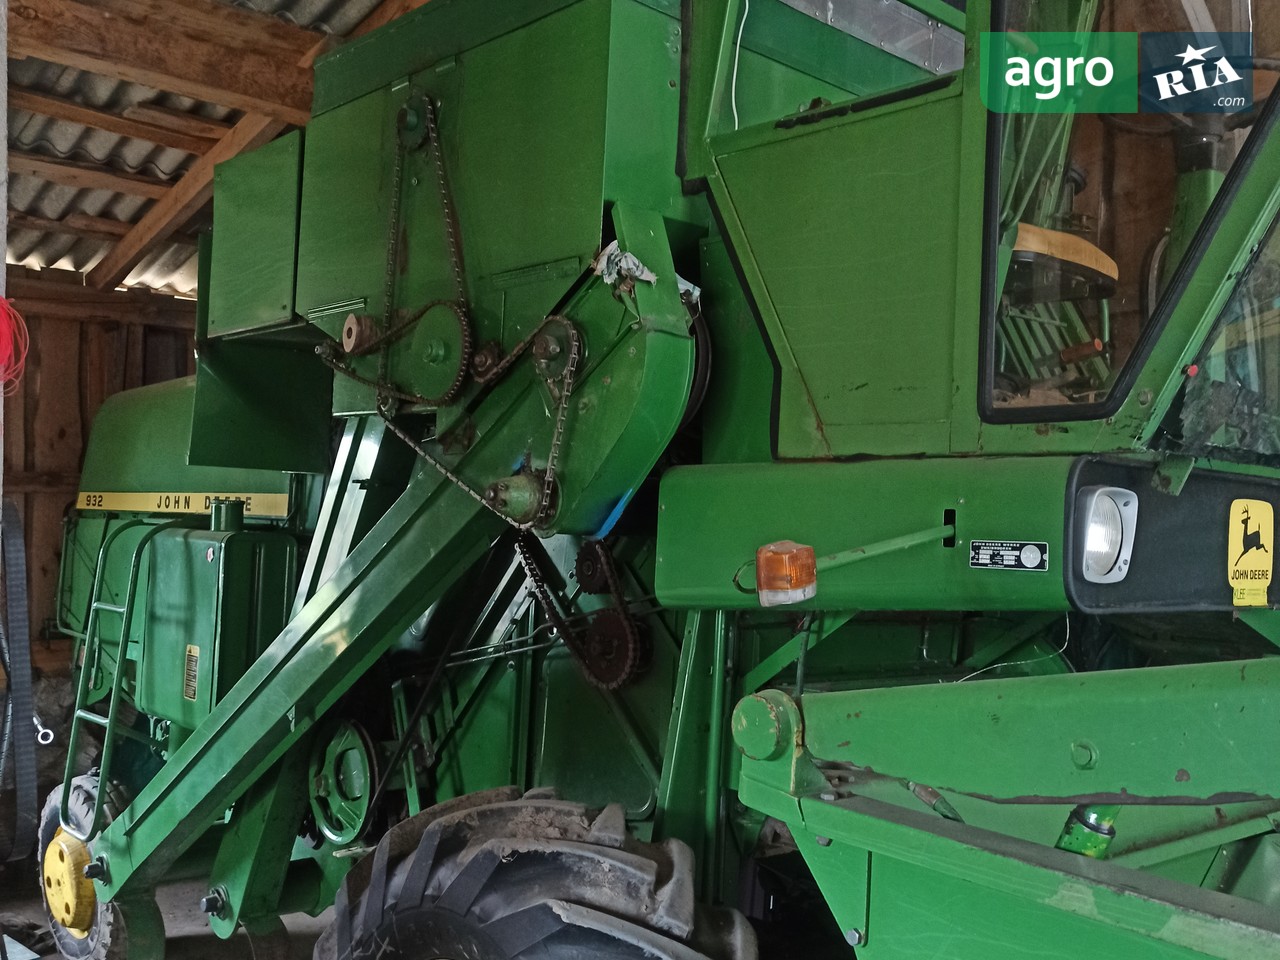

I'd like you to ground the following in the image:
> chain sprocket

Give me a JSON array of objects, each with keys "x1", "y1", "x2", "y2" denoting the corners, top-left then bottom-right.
[
  {"x1": 578, "y1": 609, "x2": 646, "y2": 691},
  {"x1": 320, "y1": 93, "x2": 474, "y2": 409}
]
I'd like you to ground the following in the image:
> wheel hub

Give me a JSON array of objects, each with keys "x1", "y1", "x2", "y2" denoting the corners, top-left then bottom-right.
[
  {"x1": 309, "y1": 721, "x2": 378, "y2": 845},
  {"x1": 43, "y1": 828, "x2": 95, "y2": 938}
]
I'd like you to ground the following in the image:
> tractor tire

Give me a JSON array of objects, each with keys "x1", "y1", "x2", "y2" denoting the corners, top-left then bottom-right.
[
  {"x1": 37, "y1": 776, "x2": 162, "y2": 960},
  {"x1": 316, "y1": 786, "x2": 757, "y2": 960}
]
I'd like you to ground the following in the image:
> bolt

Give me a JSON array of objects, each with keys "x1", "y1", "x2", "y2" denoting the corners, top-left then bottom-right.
[
  {"x1": 423, "y1": 339, "x2": 446, "y2": 363},
  {"x1": 199, "y1": 889, "x2": 226, "y2": 916},
  {"x1": 1071, "y1": 740, "x2": 1098, "y2": 770},
  {"x1": 83, "y1": 857, "x2": 108, "y2": 882},
  {"x1": 1138, "y1": 389, "x2": 1153, "y2": 407},
  {"x1": 846, "y1": 929, "x2": 865, "y2": 946},
  {"x1": 532, "y1": 334, "x2": 561, "y2": 361},
  {"x1": 815, "y1": 835, "x2": 832, "y2": 847}
]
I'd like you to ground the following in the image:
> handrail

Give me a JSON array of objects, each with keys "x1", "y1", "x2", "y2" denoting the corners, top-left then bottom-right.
[{"x1": 60, "y1": 519, "x2": 189, "y2": 842}]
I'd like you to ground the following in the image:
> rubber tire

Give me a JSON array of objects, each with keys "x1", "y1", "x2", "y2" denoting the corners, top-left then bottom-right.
[
  {"x1": 37, "y1": 776, "x2": 157, "y2": 960},
  {"x1": 316, "y1": 787, "x2": 757, "y2": 960}
]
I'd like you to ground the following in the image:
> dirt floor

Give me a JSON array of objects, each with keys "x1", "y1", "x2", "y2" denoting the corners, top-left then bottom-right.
[{"x1": 0, "y1": 863, "x2": 331, "y2": 959}]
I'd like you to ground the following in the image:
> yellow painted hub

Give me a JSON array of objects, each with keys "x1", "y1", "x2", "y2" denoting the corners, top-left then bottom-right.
[{"x1": 43, "y1": 828, "x2": 95, "y2": 939}]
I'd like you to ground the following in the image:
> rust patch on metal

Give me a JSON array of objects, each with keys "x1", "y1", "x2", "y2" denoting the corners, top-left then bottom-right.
[{"x1": 1175, "y1": 769, "x2": 1191, "y2": 783}]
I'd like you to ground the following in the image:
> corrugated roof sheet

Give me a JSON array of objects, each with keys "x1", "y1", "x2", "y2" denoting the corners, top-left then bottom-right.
[{"x1": 6, "y1": 0, "x2": 383, "y2": 296}]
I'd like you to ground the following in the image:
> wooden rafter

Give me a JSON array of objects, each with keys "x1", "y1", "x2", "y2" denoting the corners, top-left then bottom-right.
[
  {"x1": 10, "y1": 87, "x2": 211, "y2": 154},
  {"x1": 8, "y1": 209, "x2": 198, "y2": 247},
  {"x1": 91, "y1": 0, "x2": 321, "y2": 63},
  {"x1": 9, "y1": 151, "x2": 170, "y2": 199},
  {"x1": 83, "y1": 0, "x2": 437, "y2": 290},
  {"x1": 9, "y1": 0, "x2": 318, "y2": 125},
  {"x1": 121, "y1": 104, "x2": 232, "y2": 142},
  {"x1": 11, "y1": 209, "x2": 130, "y2": 239}
]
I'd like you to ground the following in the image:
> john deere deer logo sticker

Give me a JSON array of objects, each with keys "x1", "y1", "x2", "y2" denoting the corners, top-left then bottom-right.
[{"x1": 1228, "y1": 499, "x2": 1273, "y2": 606}]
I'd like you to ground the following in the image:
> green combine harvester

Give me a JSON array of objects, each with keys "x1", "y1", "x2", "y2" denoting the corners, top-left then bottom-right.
[{"x1": 37, "y1": 0, "x2": 1280, "y2": 957}]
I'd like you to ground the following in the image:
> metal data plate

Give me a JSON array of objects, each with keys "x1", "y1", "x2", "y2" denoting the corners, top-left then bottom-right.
[{"x1": 778, "y1": 0, "x2": 965, "y2": 75}]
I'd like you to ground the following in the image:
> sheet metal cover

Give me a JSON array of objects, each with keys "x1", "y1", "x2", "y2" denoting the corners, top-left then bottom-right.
[{"x1": 778, "y1": 0, "x2": 965, "y2": 75}]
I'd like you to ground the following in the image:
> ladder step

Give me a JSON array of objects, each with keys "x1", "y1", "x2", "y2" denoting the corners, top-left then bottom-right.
[
  {"x1": 91, "y1": 602, "x2": 126, "y2": 615},
  {"x1": 74, "y1": 710, "x2": 109, "y2": 728}
]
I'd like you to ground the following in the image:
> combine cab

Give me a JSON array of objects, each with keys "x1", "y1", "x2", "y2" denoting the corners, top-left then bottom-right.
[{"x1": 42, "y1": 1, "x2": 1280, "y2": 958}]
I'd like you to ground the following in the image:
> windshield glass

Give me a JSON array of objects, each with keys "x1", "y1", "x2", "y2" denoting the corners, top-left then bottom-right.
[
  {"x1": 1160, "y1": 213, "x2": 1280, "y2": 461},
  {"x1": 985, "y1": 0, "x2": 1276, "y2": 416}
]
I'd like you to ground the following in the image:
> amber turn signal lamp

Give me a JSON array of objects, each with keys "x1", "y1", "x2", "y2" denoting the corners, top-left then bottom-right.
[{"x1": 756, "y1": 540, "x2": 817, "y2": 607}]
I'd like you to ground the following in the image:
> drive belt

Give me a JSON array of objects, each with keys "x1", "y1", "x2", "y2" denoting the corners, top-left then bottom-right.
[{"x1": 0, "y1": 497, "x2": 37, "y2": 862}]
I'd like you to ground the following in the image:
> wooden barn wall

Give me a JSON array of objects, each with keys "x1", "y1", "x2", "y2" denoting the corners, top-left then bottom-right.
[{"x1": 2, "y1": 278, "x2": 196, "y2": 663}]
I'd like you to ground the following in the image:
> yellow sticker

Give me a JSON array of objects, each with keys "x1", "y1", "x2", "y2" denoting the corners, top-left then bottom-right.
[
  {"x1": 1228, "y1": 499, "x2": 1273, "y2": 606},
  {"x1": 183, "y1": 645, "x2": 200, "y2": 701},
  {"x1": 76, "y1": 491, "x2": 290, "y2": 518}
]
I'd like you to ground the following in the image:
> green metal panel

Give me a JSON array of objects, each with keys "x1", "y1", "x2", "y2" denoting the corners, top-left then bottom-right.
[
  {"x1": 78, "y1": 379, "x2": 293, "y2": 504},
  {"x1": 208, "y1": 131, "x2": 303, "y2": 338},
  {"x1": 138, "y1": 527, "x2": 296, "y2": 728},
  {"x1": 698, "y1": 236, "x2": 773, "y2": 464},
  {"x1": 602, "y1": 0, "x2": 700, "y2": 225},
  {"x1": 310, "y1": 0, "x2": 583, "y2": 117},
  {"x1": 294, "y1": 83, "x2": 395, "y2": 331},
  {"x1": 734, "y1": 690, "x2": 1280, "y2": 959},
  {"x1": 656, "y1": 457, "x2": 1074, "y2": 609},
  {"x1": 453, "y1": 3, "x2": 608, "y2": 282},
  {"x1": 710, "y1": 85, "x2": 965, "y2": 458},
  {"x1": 798, "y1": 656, "x2": 1280, "y2": 804},
  {"x1": 189, "y1": 339, "x2": 333, "y2": 474}
]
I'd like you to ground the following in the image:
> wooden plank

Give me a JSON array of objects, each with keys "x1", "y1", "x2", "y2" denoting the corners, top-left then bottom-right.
[
  {"x1": 0, "y1": 637, "x2": 74, "y2": 685},
  {"x1": 144, "y1": 329, "x2": 192, "y2": 383},
  {"x1": 3, "y1": 471, "x2": 80, "y2": 493},
  {"x1": 124, "y1": 326, "x2": 145, "y2": 390},
  {"x1": 28, "y1": 318, "x2": 83, "y2": 635},
  {"x1": 10, "y1": 151, "x2": 170, "y2": 199},
  {"x1": 87, "y1": 114, "x2": 283, "y2": 289},
  {"x1": 92, "y1": 0, "x2": 321, "y2": 62},
  {"x1": 10, "y1": 87, "x2": 211, "y2": 154},
  {"x1": 4, "y1": 362, "x2": 29, "y2": 479},
  {"x1": 10, "y1": 209, "x2": 128, "y2": 240},
  {"x1": 122, "y1": 104, "x2": 232, "y2": 141},
  {"x1": 8, "y1": 274, "x2": 197, "y2": 329},
  {"x1": 12, "y1": 299, "x2": 194, "y2": 330},
  {"x1": 9, "y1": 0, "x2": 314, "y2": 125},
  {"x1": 348, "y1": 0, "x2": 437, "y2": 39},
  {"x1": 81, "y1": 325, "x2": 110, "y2": 441},
  {"x1": 9, "y1": 209, "x2": 197, "y2": 247}
]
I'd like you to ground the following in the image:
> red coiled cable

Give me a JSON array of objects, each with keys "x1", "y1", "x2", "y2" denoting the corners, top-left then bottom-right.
[{"x1": 0, "y1": 299, "x2": 30, "y2": 396}]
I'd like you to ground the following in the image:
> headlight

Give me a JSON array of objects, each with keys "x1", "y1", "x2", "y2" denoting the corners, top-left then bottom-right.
[{"x1": 1078, "y1": 486, "x2": 1138, "y2": 583}]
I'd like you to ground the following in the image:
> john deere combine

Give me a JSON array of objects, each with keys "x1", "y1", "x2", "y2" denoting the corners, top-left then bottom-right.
[{"x1": 39, "y1": 0, "x2": 1280, "y2": 957}]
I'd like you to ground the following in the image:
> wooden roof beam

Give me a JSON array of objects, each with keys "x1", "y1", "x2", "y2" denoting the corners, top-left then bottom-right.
[
  {"x1": 9, "y1": 209, "x2": 198, "y2": 246},
  {"x1": 91, "y1": 0, "x2": 321, "y2": 63},
  {"x1": 10, "y1": 209, "x2": 129, "y2": 239},
  {"x1": 10, "y1": 151, "x2": 170, "y2": 199},
  {"x1": 9, "y1": 0, "x2": 316, "y2": 125},
  {"x1": 120, "y1": 104, "x2": 232, "y2": 142},
  {"x1": 10, "y1": 87, "x2": 212, "y2": 154}
]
